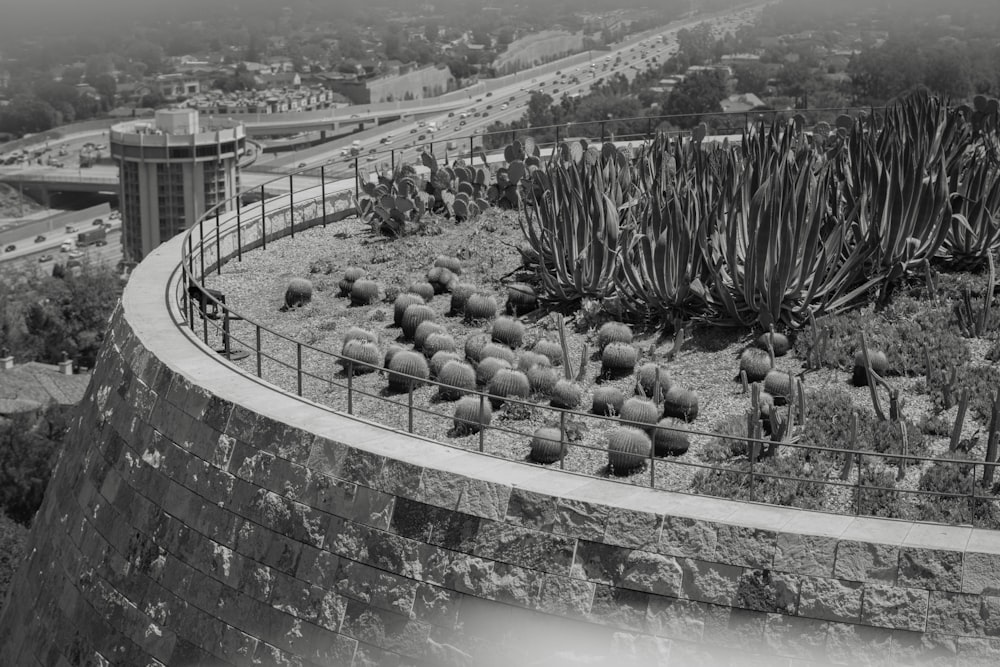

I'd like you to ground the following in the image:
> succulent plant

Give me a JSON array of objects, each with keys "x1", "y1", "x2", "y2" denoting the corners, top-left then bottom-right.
[
  {"x1": 528, "y1": 365, "x2": 560, "y2": 396},
  {"x1": 343, "y1": 326, "x2": 378, "y2": 346},
  {"x1": 764, "y1": 370, "x2": 795, "y2": 405},
  {"x1": 401, "y1": 303, "x2": 436, "y2": 340},
  {"x1": 635, "y1": 363, "x2": 671, "y2": 399},
  {"x1": 532, "y1": 339, "x2": 563, "y2": 366},
  {"x1": 434, "y1": 255, "x2": 462, "y2": 275},
  {"x1": 464, "y1": 332, "x2": 493, "y2": 363},
  {"x1": 517, "y1": 351, "x2": 551, "y2": 373},
  {"x1": 506, "y1": 282, "x2": 537, "y2": 316},
  {"x1": 407, "y1": 281, "x2": 435, "y2": 303},
  {"x1": 653, "y1": 419, "x2": 690, "y2": 457},
  {"x1": 452, "y1": 396, "x2": 492, "y2": 435},
  {"x1": 387, "y1": 350, "x2": 429, "y2": 392},
  {"x1": 464, "y1": 293, "x2": 499, "y2": 321},
  {"x1": 607, "y1": 427, "x2": 651, "y2": 476},
  {"x1": 620, "y1": 397, "x2": 660, "y2": 431},
  {"x1": 491, "y1": 316, "x2": 526, "y2": 348},
  {"x1": 384, "y1": 343, "x2": 405, "y2": 368},
  {"x1": 852, "y1": 349, "x2": 889, "y2": 387},
  {"x1": 426, "y1": 267, "x2": 456, "y2": 294},
  {"x1": 393, "y1": 293, "x2": 425, "y2": 328},
  {"x1": 339, "y1": 339, "x2": 380, "y2": 374},
  {"x1": 430, "y1": 350, "x2": 463, "y2": 377},
  {"x1": 422, "y1": 331, "x2": 457, "y2": 359},
  {"x1": 601, "y1": 342, "x2": 638, "y2": 379},
  {"x1": 487, "y1": 368, "x2": 531, "y2": 407},
  {"x1": 662, "y1": 387, "x2": 699, "y2": 422},
  {"x1": 479, "y1": 342, "x2": 518, "y2": 366},
  {"x1": 414, "y1": 320, "x2": 446, "y2": 351},
  {"x1": 550, "y1": 379, "x2": 583, "y2": 409},
  {"x1": 756, "y1": 332, "x2": 790, "y2": 357},
  {"x1": 284, "y1": 278, "x2": 313, "y2": 309},
  {"x1": 476, "y1": 356, "x2": 512, "y2": 386},
  {"x1": 448, "y1": 283, "x2": 477, "y2": 316},
  {"x1": 597, "y1": 321, "x2": 633, "y2": 351},
  {"x1": 349, "y1": 279, "x2": 380, "y2": 306},
  {"x1": 529, "y1": 426, "x2": 565, "y2": 464},
  {"x1": 338, "y1": 266, "x2": 365, "y2": 296},
  {"x1": 591, "y1": 386, "x2": 625, "y2": 416},
  {"x1": 739, "y1": 348, "x2": 772, "y2": 384},
  {"x1": 437, "y1": 360, "x2": 476, "y2": 400},
  {"x1": 357, "y1": 187, "x2": 426, "y2": 237}
]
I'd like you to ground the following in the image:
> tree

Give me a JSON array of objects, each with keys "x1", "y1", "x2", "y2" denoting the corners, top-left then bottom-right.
[
  {"x1": 0, "y1": 512, "x2": 28, "y2": 603},
  {"x1": 526, "y1": 92, "x2": 555, "y2": 128},
  {"x1": 424, "y1": 22, "x2": 438, "y2": 43},
  {"x1": 923, "y1": 43, "x2": 972, "y2": 100},
  {"x1": 734, "y1": 64, "x2": 768, "y2": 96},
  {"x1": 663, "y1": 70, "x2": 728, "y2": 127},
  {"x1": 848, "y1": 39, "x2": 926, "y2": 104},
  {"x1": 0, "y1": 410, "x2": 62, "y2": 525},
  {"x1": 676, "y1": 24, "x2": 714, "y2": 67},
  {"x1": 0, "y1": 95, "x2": 58, "y2": 136}
]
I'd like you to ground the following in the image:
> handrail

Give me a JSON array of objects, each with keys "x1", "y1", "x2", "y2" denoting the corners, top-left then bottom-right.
[{"x1": 176, "y1": 106, "x2": 998, "y2": 529}]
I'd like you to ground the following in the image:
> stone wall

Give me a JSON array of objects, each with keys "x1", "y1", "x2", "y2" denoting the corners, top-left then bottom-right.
[{"x1": 3, "y1": 233, "x2": 1000, "y2": 666}]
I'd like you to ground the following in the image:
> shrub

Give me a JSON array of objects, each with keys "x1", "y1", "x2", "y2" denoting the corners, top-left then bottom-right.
[
  {"x1": 393, "y1": 293, "x2": 425, "y2": 327},
  {"x1": 434, "y1": 255, "x2": 463, "y2": 275},
  {"x1": 529, "y1": 426, "x2": 565, "y2": 464},
  {"x1": 488, "y1": 368, "x2": 531, "y2": 407},
  {"x1": 528, "y1": 365, "x2": 560, "y2": 396},
  {"x1": 597, "y1": 321, "x2": 633, "y2": 351},
  {"x1": 607, "y1": 428, "x2": 651, "y2": 476},
  {"x1": 452, "y1": 396, "x2": 492, "y2": 435},
  {"x1": 407, "y1": 281, "x2": 435, "y2": 302},
  {"x1": 690, "y1": 452, "x2": 826, "y2": 511},
  {"x1": 464, "y1": 293, "x2": 499, "y2": 321},
  {"x1": 591, "y1": 386, "x2": 625, "y2": 416},
  {"x1": 476, "y1": 357, "x2": 512, "y2": 386},
  {"x1": 739, "y1": 348, "x2": 771, "y2": 384},
  {"x1": 532, "y1": 339, "x2": 563, "y2": 366},
  {"x1": 914, "y1": 451, "x2": 1000, "y2": 528},
  {"x1": 662, "y1": 387, "x2": 698, "y2": 422},
  {"x1": 491, "y1": 316, "x2": 526, "y2": 348},
  {"x1": 401, "y1": 303, "x2": 436, "y2": 340},
  {"x1": 620, "y1": 397, "x2": 659, "y2": 431},
  {"x1": 284, "y1": 278, "x2": 313, "y2": 308},
  {"x1": 423, "y1": 332, "x2": 457, "y2": 359},
  {"x1": 653, "y1": 419, "x2": 690, "y2": 457},
  {"x1": 350, "y1": 279, "x2": 380, "y2": 306},
  {"x1": 464, "y1": 332, "x2": 492, "y2": 363},
  {"x1": 856, "y1": 467, "x2": 904, "y2": 519},
  {"x1": 413, "y1": 320, "x2": 445, "y2": 351},
  {"x1": 601, "y1": 342, "x2": 638, "y2": 379},
  {"x1": 449, "y1": 282, "x2": 477, "y2": 316},
  {"x1": 479, "y1": 342, "x2": 517, "y2": 366},
  {"x1": 339, "y1": 339, "x2": 380, "y2": 374},
  {"x1": 387, "y1": 350, "x2": 429, "y2": 392},
  {"x1": 506, "y1": 282, "x2": 537, "y2": 315},
  {"x1": 437, "y1": 360, "x2": 476, "y2": 400},
  {"x1": 635, "y1": 363, "x2": 670, "y2": 399}
]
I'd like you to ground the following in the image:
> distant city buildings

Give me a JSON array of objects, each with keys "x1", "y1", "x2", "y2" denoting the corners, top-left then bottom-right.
[{"x1": 110, "y1": 109, "x2": 245, "y2": 262}]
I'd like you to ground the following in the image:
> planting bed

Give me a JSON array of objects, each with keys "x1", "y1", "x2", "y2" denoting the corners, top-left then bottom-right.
[{"x1": 206, "y1": 208, "x2": 1000, "y2": 527}]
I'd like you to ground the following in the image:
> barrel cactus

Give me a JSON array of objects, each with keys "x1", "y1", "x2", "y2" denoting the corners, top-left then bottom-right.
[
  {"x1": 452, "y1": 396, "x2": 492, "y2": 435},
  {"x1": 426, "y1": 267, "x2": 456, "y2": 294},
  {"x1": 407, "y1": 281, "x2": 435, "y2": 303},
  {"x1": 607, "y1": 428, "x2": 651, "y2": 476},
  {"x1": 401, "y1": 303, "x2": 436, "y2": 340},
  {"x1": 756, "y1": 332, "x2": 790, "y2": 357},
  {"x1": 517, "y1": 351, "x2": 551, "y2": 373},
  {"x1": 448, "y1": 282, "x2": 476, "y2": 316},
  {"x1": 464, "y1": 293, "x2": 498, "y2": 321},
  {"x1": 591, "y1": 386, "x2": 625, "y2": 416},
  {"x1": 739, "y1": 348, "x2": 772, "y2": 384},
  {"x1": 437, "y1": 360, "x2": 476, "y2": 401},
  {"x1": 529, "y1": 426, "x2": 564, "y2": 464},
  {"x1": 393, "y1": 293, "x2": 425, "y2": 327},
  {"x1": 430, "y1": 350, "x2": 463, "y2": 377},
  {"x1": 852, "y1": 349, "x2": 889, "y2": 387},
  {"x1": 479, "y1": 342, "x2": 517, "y2": 366},
  {"x1": 434, "y1": 255, "x2": 463, "y2": 276},
  {"x1": 350, "y1": 279, "x2": 380, "y2": 306},
  {"x1": 597, "y1": 321, "x2": 633, "y2": 351},
  {"x1": 528, "y1": 365, "x2": 560, "y2": 396},
  {"x1": 491, "y1": 316, "x2": 526, "y2": 348},
  {"x1": 343, "y1": 326, "x2": 378, "y2": 346},
  {"x1": 653, "y1": 419, "x2": 690, "y2": 457},
  {"x1": 413, "y1": 320, "x2": 446, "y2": 351},
  {"x1": 532, "y1": 339, "x2": 563, "y2": 366},
  {"x1": 620, "y1": 397, "x2": 659, "y2": 431},
  {"x1": 601, "y1": 342, "x2": 638, "y2": 379},
  {"x1": 487, "y1": 368, "x2": 531, "y2": 407},
  {"x1": 384, "y1": 343, "x2": 405, "y2": 368},
  {"x1": 338, "y1": 266, "x2": 365, "y2": 296},
  {"x1": 506, "y1": 282, "x2": 537, "y2": 316},
  {"x1": 662, "y1": 387, "x2": 699, "y2": 422},
  {"x1": 464, "y1": 332, "x2": 492, "y2": 363},
  {"x1": 387, "y1": 350, "x2": 429, "y2": 392},
  {"x1": 763, "y1": 370, "x2": 795, "y2": 405},
  {"x1": 339, "y1": 339, "x2": 380, "y2": 374},
  {"x1": 635, "y1": 363, "x2": 671, "y2": 398},
  {"x1": 476, "y1": 356, "x2": 512, "y2": 386},
  {"x1": 423, "y1": 332, "x2": 457, "y2": 359},
  {"x1": 284, "y1": 278, "x2": 313, "y2": 309},
  {"x1": 550, "y1": 378, "x2": 582, "y2": 410}
]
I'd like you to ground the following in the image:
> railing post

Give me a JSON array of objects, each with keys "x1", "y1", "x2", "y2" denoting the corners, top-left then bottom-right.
[
  {"x1": 559, "y1": 411, "x2": 566, "y2": 470},
  {"x1": 255, "y1": 325, "x2": 262, "y2": 378},
  {"x1": 649, "y1": 428, "x2": 655, "y2": 488},
  {"x1": 347, "y1": 362, "x2": 354, "y2": 415},
  {"x1": 647, "y1": 116, "x2": 652, "y2": 140},
  {"x1": 391, "y1": 149, "x2": 395, "y2": 173},
  {"x1": 555, "y1": 125, "x2": 560, "y2": 146},
  {"x1": 198, "y1": 221, "x2": 205, "y2": 282},
  {"x1": 186, "y1": 235, "x2": 194, "y2": 330},
  {"x1": 214, "y1": 208, "x2": 221, "y2": 276},
  {"x1": 321, "y1": 166, "x2": 327, "y2": 227},
  {"x1": 260, "y1": 185, "x2": 267, "y2": 251},
  {"x1": 479, "y1": 392, "x2": 485, "y2": 453},
  {"x1": 855, "y1": 452, "x2": 863, "y2": 515},
  {"x1": 407, "y1": 385, "x2": 414, "y2": 433},
  {"x1": 236, "y1": 196, "x2": 243, "y2": 262},
  {"x1": 296, "y1": 342, "x2": 303, "y2": 396},
  {"x1": 748, "y1": 440, "x2": 755, "y2": 502},
  {"x1": 469, "y1": 136, "x2": 474, "y2": 162},
  {"x1": 354, "y1": 158, "x2": 359, "y2": 200},
  {"x1": 970, "y1": 461, "x2": 977, "y2": 527},
  {"x1": 289, "y1": 174, "x2": 295, "y2": 238},
  {"x1": 600, "y1": 121, "x2": 606, "y2": 143}
]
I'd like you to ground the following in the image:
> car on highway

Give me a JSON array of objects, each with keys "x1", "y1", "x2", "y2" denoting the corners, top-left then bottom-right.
[
  {"x1": 68, "y1": 251, "x2": 84, "y2": 260},
  {"x1": 510, "y1": 96, "x2": 516, "y2": 101},
  {"x1": 38, "y1": 254, "x2": 53, "y2": 263},
  {"x1": 410, "y1": 128, "x2": 417, "y2": 134},
  {"x1": 459, "y1": 121, "x2": 466, "y2": 126},
  {"x1": 34, "y1": 235, "x2": 46, "y2": 243},
  {"x1": 501, "y1": 103, "x2": 509, "y2": 110},
  {"x1": 298, "y1": 162, "x2": 307, "y2": 168},
  {"x1": 448, "y1": 112, "x2": 455, "y2": 117},
  {"x1": 486, "y1": 92, "x2": 492, "y2": 97},
  {"x1": 418, "y1": 134, "x2": 426, "y2": 141},
  {"x1": 4, "y1": 245, "x2": 15, "y2": 253}
]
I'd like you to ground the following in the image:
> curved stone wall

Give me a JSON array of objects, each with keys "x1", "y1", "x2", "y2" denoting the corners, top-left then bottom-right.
[{"x1": 3, "y1": 235, "x2": 1000, "y2": 666}]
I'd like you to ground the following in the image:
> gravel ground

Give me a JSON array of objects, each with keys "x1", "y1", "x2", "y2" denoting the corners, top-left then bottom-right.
[{"x1": 203, "y1": 210, "x2": 998, "y2": 524}]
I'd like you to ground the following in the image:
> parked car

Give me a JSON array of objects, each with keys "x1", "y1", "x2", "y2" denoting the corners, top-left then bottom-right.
[
  {"x1": 34, "y1": 235, "x2": 46, "y2": 243},
  {"x1": 3, "y1": 244, "x2": 15, "y2": 253},
  {"x1": 38, "y1": 254, "x2": 53, "y2": 263}
]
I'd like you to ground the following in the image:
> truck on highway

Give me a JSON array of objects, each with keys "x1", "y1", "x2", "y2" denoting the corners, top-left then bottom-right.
[{"x1": 77, "y1": 227, "x2": 107, "y2": 247}]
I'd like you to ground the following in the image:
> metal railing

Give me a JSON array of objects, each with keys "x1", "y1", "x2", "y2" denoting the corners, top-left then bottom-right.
[{"x1": 175, "y1": 114, "x2": 1000, "y2": 529}]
